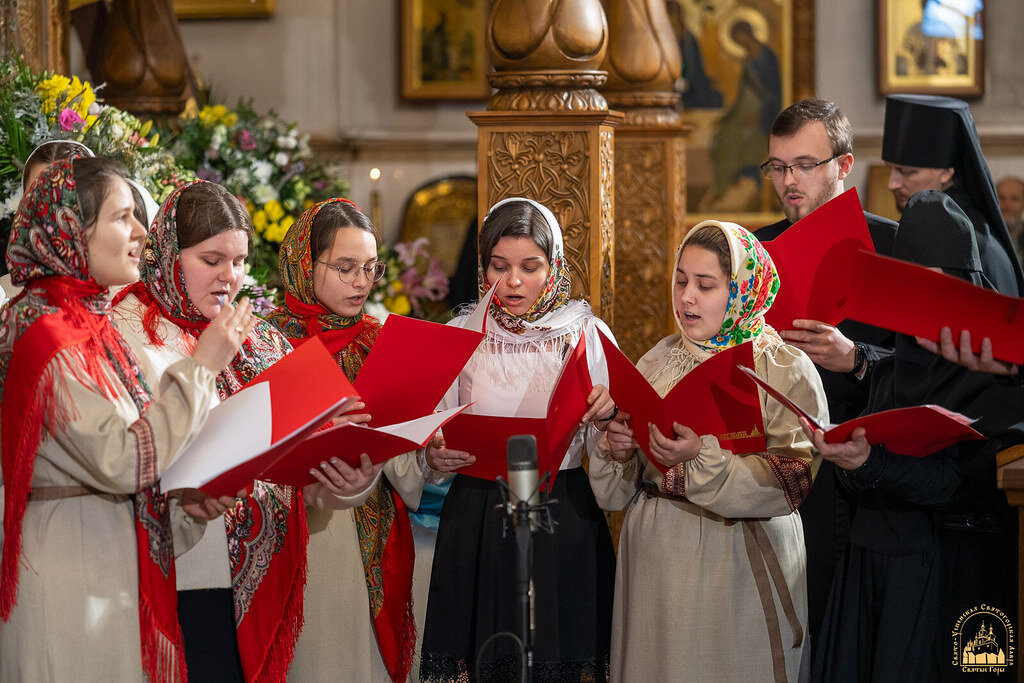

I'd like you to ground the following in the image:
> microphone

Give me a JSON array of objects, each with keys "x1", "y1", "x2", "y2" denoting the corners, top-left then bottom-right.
[{"x1": 507, "y1": 435, "x2": 540, "y2": 529}]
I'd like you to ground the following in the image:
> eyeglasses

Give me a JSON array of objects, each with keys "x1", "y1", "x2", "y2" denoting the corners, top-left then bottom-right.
[
  {"x1": 316, "y1": 259, "x2": 387, "y2": 284},
  {"x1": 759, "y1": 155, "x2": 840, "y2": 180}
]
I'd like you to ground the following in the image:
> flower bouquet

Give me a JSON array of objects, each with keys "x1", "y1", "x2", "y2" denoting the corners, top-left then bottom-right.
[
  {"x1": 166, "y1": 100, "x2": 349, "y2": 294},
  {"x1": 366, "y1": 237, "x2": 451, "y2": 322}
]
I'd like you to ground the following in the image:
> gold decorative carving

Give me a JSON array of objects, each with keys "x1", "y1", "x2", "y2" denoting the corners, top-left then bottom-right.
[
  {"x1": 614, "y1": 139, "x2": 668, "y2": 360},
  {"x1": 13, "y1": 0, "x2": 69, "y2": 74},
  {"x1": 599, "y1": 128, "x2": 615, "y2": 323},
  {"x1": 485, "y1": 130, "x2": 593, "y2": 297}
]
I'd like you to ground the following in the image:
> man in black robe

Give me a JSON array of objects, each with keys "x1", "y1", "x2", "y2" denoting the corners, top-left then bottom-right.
[
  {"x1": 882, "y1": 93, "x2": 1024, "y2": 297},
  {"x1": 757, "y1": 98, "x2": 897, "y2": 656}
]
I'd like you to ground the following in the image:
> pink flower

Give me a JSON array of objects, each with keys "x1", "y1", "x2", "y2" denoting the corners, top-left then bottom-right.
[
  {"x1": 395, "y1": 237, "x2": 429, "y2": 267},
  {"x1": 237, "y1": 129, "x2": 257, "y2": 151},
  {"x1": 57, "y1": 108, "x2": 84, "y2": 132},
  {"x1": 423, "y1": 259, "x2": 449, "y2": 300}
]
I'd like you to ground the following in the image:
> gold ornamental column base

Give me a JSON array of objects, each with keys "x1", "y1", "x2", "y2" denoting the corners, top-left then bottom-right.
[
  {"x1": 468, "y1": 109, "x2": 624, "y2": 323},
  {"x1": 612, "y1": 123, "x2": 689, "y2": 362}
]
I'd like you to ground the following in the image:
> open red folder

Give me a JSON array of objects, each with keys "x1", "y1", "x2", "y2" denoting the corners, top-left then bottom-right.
[
  {"x1": 761, "y1": 188, "x2": 876, "y2": 329},
  {"x1": 353, "y1": 284, "x2": 495, "y2": 426},
  {"x1": 738, "y1": 366, "x2": 984, "y2": 457},
  {"x1": 827, "y1": 249, "x2": 1024, "y2": 366},
  {"x1": 442, "y1": 333, "x2": 594, "y2": 483},
  {"x1": 260, "y1": 405, "x2": 468, "y2": 488},
  {"x1": 599, "y1": 331, "x2": 766, "y2": 473},
  {"x1": 160, "y1": 338, "x2": 358, "y2": 498}
]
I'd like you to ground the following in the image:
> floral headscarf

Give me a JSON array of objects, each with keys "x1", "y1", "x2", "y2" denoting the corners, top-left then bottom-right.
[
  {"x1": 1, "y1": 159, "x2": 185, "y2": 682},
  {"x1": 114, "y1": 179, "x2": 309, "y2": 681},
  {"x1": 265, "y1": 197, "x2": 381, "y2": 380},
  {"x1": 265, "y1": 197, "x2": 414, "y2": 681},
  {"x1": 478, "y1": 197, "x2": 573, "y2": 336},
  {"x1": 117, "y1": 180, "x2": 289, "y2": 394},
  {"x1": 675, "y1": 220, "x2": 781, "y2": 360}
]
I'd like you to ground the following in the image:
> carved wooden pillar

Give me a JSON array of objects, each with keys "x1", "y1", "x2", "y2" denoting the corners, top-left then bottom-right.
[
  {"x1": 88, "y1": 0, "x2": 191, "y2": 118},
  {"x1": 468, "y1": 0, "x2": 621, "y2": 321},
  {"x1": 601, "y1": 0, "x2": 688, "y2": 362},
  {"x1": 3, "y1": 0, "x2": 69, "y2": 74}
]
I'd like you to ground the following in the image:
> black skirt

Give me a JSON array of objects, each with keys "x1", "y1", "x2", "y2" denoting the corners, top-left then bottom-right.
[
  {"x1": 419, "y1": 467, "x2": 614, "y2": 682},
  {"x1": 177, "y1": 588, "x2": 244, "y2": 682}
]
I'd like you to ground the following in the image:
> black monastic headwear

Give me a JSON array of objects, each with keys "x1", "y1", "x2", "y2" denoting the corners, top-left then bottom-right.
[{"x1": 882, "y1": 94, "x2": 1023, "y2": 293}]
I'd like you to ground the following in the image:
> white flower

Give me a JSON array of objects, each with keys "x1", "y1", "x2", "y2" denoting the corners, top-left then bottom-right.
[
  {"x1": 110, "y1": 121, "x2": 126, "y2": 141},
  {"x1": 88, "y1": 102, "x2": 103, "y2": 116},
  {"x1": 252, "y1": 184, "x2": 279, "y2": 204},
  {"x1": 252, "y1": 160, "x2": 274, "y2": 184},
  {"x1": 363, "y1": 301, "x2": 390, "y2": 322},
  {"x1": 232, "y1": 167, "x2": 251, "y2": 185},
  {"x1": 0, "y1": 187, "x2": 23, "y2": 220},
  {"x1": 273, "y1": 151, "x2": 290, "y2": 167}
]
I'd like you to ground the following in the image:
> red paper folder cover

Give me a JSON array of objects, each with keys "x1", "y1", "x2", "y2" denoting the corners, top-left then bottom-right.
[
  {"x1": 761, "y1": 188, "x2": 875, "y2": 329},
  {"x1": 829, "y1": 249, "x2": 1024, "y2": 366},
  {"x1": 261, "y1": 405, "x2": 468, "y2": 488},
  {"x1": 738, "y1": 366, "x2": 984, "y2": 457},
  {"x1": 161, "y1": 338, "x2": 358, "y2": 498},
  {"x1": 354, "y1": 284, "x2": 495, "y2": 426},
  {"x1": 599, "y1": 331, "x2": 766, "y2": 473},
  {"x1": 442, "y1": 334, "x2": 594, "y2": 483}
]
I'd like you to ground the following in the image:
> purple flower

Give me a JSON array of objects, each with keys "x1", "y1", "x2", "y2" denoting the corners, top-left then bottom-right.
[
  {"x1": 237, "y1": 129, "x2": 257, "y2": 150},
  {"x1": 196, "y1": 167, "x2": 223, "y2": 183},
  {"x1": 57, "y1": 108, "x2": 84, "y2": 132}
]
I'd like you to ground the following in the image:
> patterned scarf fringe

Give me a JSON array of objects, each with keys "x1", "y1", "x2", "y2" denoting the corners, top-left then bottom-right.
[
  {"x1": 388, "y1": 595, "x2": 417, "y2": 683},
  {"x1": 138, "y1": 593, "x2": 187, "y2": 683},
  {"x1": 0, "y1": 343, "x2": 109, "y2": 620},
  {"x1": 245, "y1": 506, "x2": 310, "y2": 683}
]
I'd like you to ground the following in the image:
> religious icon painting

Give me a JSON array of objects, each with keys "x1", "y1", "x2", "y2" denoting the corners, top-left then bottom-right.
[
  {"x1": 665, "y1": 0, "x2": 814, "y2": 227},
  {"x1": 401, "y1": 0, "x2": 491, "y2": 100},
  {"x1": 877, "y1": 0, "x2": 985, "y2": 97}
]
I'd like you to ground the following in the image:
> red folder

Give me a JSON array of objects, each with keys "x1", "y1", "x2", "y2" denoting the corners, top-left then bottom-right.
[
  {"x1": 762, "y1": 188, "x2": 875, "y2": 329},
  {"x1": 831, "y1": 249, "x2": 1024, "y2": 365},
  {"x1": 442, "y1": 334, "x2": 594, "y2": 483},
  {"x1": 160, "y1": 338, "x2": 359, "y2": 498},
  {"x1": 261, "y1": 405, "x2": 468, "y2": 488},
  {"x1": 738, "y1": 366, "x2": 985, "y2": 457},
  {"x1": 353, "y1": 285, "x2": 494, "y2": 426},
  {"x1": 600, "y1": 331, "x2": 766, "y2": 473}
]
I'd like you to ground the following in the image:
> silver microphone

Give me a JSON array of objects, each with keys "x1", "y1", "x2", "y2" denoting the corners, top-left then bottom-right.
[{"x1": 507, "y1": 434, "x2": 540, "y2": 529}]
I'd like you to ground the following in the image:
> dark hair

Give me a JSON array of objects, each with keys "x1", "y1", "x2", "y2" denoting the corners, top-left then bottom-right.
[
  {"x1": 478, "y1": 200, "x2": 553, "y2": 266},
  {"x1": 310, "y1": 201, "x2": 379, "y2": 262},
  {"x1": 24, "y1": 140, "x2": 94, "y2": 191},
  {"x1": 73, "y1": 156, "x2": 130, "y2": 230},
  {"x1": 770, "y1": 98, "x2": 853, "y2": 158},
  {"x1": 176, "y1": 182, "x2": 253, "y2": 249},
  {"x1": 683, "y1": 224, "x2": 732, "y2": 277},
  {"x1": 128, "y1": 183, "x2": 149, "y2": 229}
]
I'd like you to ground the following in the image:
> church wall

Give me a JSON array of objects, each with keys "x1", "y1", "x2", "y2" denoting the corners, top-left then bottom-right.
[{"x1": 157, "y1": 1, "x2": 1024, "y2": 238}]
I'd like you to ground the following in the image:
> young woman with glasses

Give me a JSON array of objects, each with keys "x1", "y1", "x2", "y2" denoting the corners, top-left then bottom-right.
[{"x1": 266, "y1": 198, "x2": 423, "y2": 682}]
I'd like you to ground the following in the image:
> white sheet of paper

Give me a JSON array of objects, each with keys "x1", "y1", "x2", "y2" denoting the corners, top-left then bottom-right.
[
  {"x1": 160, "y1": 383, "x2": 273, "y2": 491},
  {"x1": 369, "y1": 405, "x2": 467, "y2": 444}
]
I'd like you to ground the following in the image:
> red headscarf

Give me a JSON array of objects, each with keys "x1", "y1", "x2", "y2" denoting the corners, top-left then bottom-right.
[
  {"x1": 266, "y1": 198, "x2": 416, "y2": 682},
  {"x1": 114, "y1": 180, "x2": 309, "y2": 681},
  {"x1": 1, "y1": 159, "x2": 185, "y2": 681}
]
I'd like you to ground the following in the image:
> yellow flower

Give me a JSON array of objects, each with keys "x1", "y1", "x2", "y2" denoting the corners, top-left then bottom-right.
[
  {"x1": 198, "y1": 104, "x2": 238, "y2": 128},
  {"x1": 36, "y1": 74, "x2": 96, "y2": 121},
  {"x1": 148, "y1": 132, "x2": 160, "y2": 147},
  {"x1": 263, "y1": 200, "x2": 284, "y2": 222},
  {"x1": 391, "y1": 281, "x2": 404, "y2": 293},
  {"x1": 245, "y1": 200, "x2": 255, "y2": 215},
  {"x1": 384, "y1": 294, "x2": 412, "y2": 316},
  {"x1": 252, "y1": 209, "x2": 268, "y2": 232},
  {"x1": 280, "y1": 215, "x2": 295, "y2": 232}
]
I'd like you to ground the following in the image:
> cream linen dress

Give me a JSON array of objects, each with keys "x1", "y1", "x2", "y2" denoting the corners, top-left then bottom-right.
[
  {"x1": 0, "y1": 348, "x2": 217, "y2": 681},
  {"x1": 590, "y1": 334, "x2": 828, "y2": 683}
]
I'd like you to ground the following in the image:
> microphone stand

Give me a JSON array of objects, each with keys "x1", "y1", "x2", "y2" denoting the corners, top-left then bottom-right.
[{"x1": 495, "y1": 474, "x2": 557, "y2": 683}]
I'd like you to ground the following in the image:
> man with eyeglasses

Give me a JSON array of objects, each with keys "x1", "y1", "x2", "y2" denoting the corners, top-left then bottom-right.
[
  {"x1": 756, "y1": 98, "x2": 898, "y2": 657},
  {"x1": 882, "y1": 94, "x2": 1023, "y2": 297}
]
